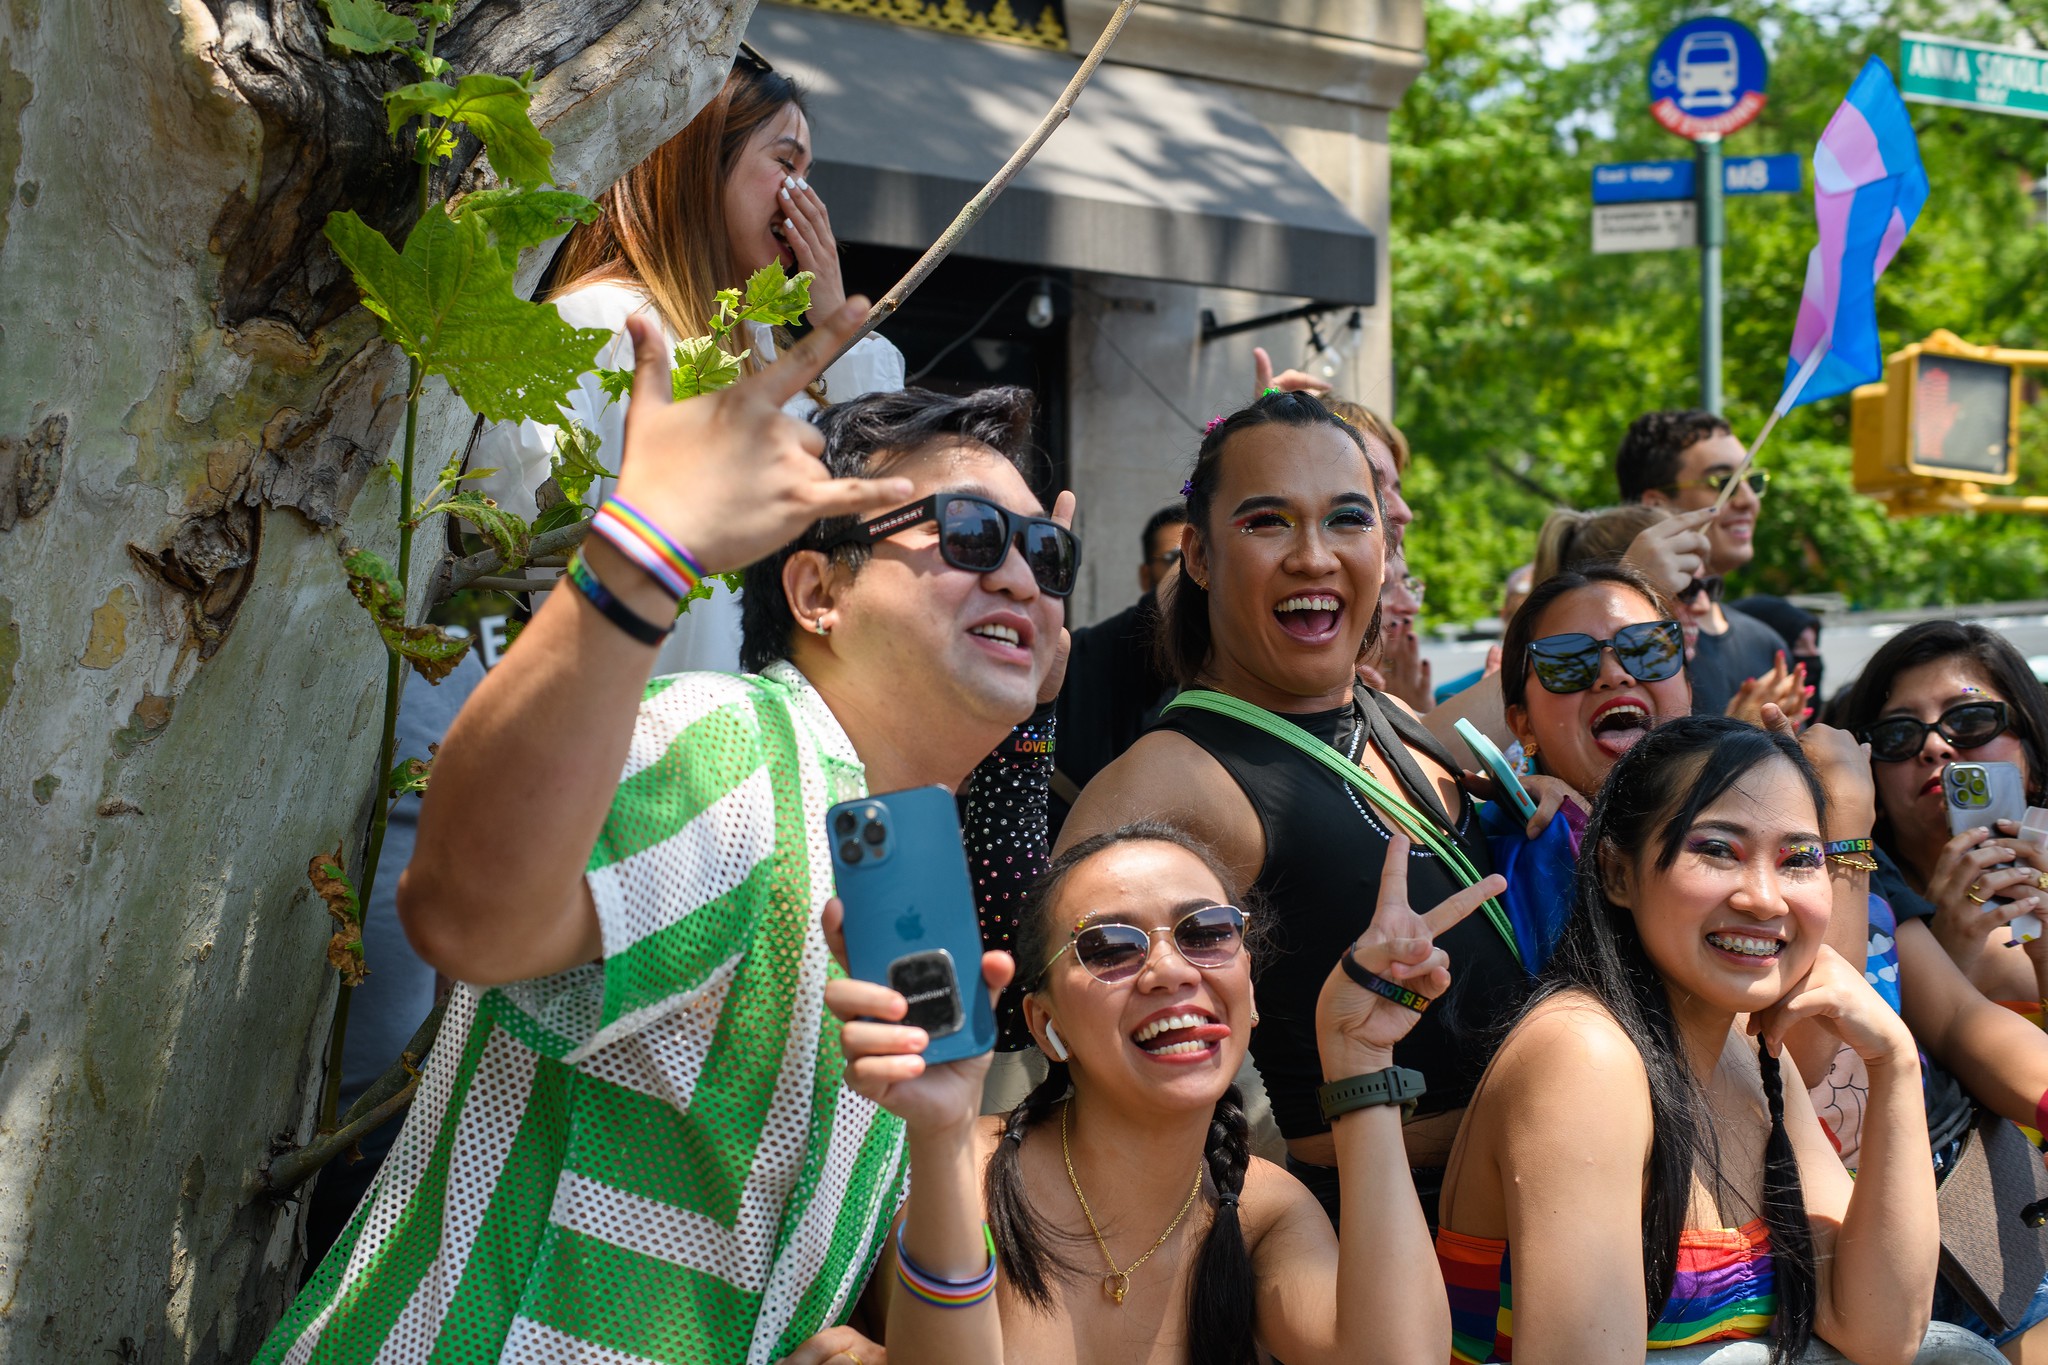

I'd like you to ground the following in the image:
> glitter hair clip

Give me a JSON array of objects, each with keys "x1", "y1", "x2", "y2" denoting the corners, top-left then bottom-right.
[{"x1": 1179, "y1": 479, "x2": 1194, "y2": 498}]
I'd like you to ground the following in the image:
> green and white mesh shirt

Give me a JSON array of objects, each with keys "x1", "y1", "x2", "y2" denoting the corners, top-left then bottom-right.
[{"x1": 259, "y1": 662, "x2": 908, "y2": 1364}]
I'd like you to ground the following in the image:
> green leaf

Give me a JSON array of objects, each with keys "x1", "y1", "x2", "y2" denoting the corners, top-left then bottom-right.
[
  {"x1": 454, "y1": 188, "x2": 601, "y2": 266},
  {"x1": 384, "y1": 73, "x2": 554, "y2": 190},
  {"x1": 671, "y1": 334, "x2": 745, "y2": 400},
  {"x1": 550, "y1": 421, "x2": 612, "y2": 505},
  {"x1": 308, "y1": 843, "x2": 366, "y2": 985},
  {"x1": 596, "y1": 368, "x2": 632, "y2": 403},
  {"x1": 417, "y1": 1, "x2": 454, "y2": 23},
  {"x1": 386, "y1": 756, "x2": 432, "y2": 799},
  {"x1": 736, "y1": 263, "x2": 813, "y2": 326},
  {"x1": 530, "y1": 499, "x2": 590, "y2": 536},
  {"x1": 678, "y1": 571, "x2": 746, "y2": 615},
  {"x1": 405, "y1": 48, "x2": 451, "y2": 80},
  {"x1": 325, "y1": 206, "x2": 611, "y2": 425},
  {"x1": 435, "y1": 489, "x2": 531, "y2": 568},
  {"x1": 415, "y1": 125, "x2": 458, "y2": 165},
  {"x1": 342, "y1": 547, "x2": 473, "y2": 683},
  {"x1": 321, "y1": 0, "x2": 417, "y2": 53}
]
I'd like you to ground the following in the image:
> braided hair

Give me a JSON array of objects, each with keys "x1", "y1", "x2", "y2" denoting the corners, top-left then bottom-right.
[{"x1": 985, "y1": 821, "x2": 1261, "y2": 1365}]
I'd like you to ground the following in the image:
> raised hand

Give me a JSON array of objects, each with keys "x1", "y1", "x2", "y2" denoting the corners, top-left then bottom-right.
[
  {"x1": 1748, "y1": 943, "x2": 1915, "y2": 1067},
  {"x1": 822, "y1": 898, "x2": 1012, "y2": 1137},
  {"x1": 1727, "y1": 653, "x2": 1809, "y2": 729},
  {"x1": 609, "y1": 301, "x2": 913, "y2": 575},
  {"x1": 1037, "y1": 490, "x2": 1077, "y2": 706},
  {"x1": 1922, "y1": 824, "x2": 2048, "y2": 977},
  {"x1": 777, "y1": 175, "x2": 848, "y2": 320},
  {"x1": 1316, "y1": 833, "x2": 1506, "y2": 1063},
  {"x1": 1253, "y1": 345, "x2": 1333, "y2": 399},
  {"x1": 1622, "y1": 506, "x2": 1715, "y2": 596}
]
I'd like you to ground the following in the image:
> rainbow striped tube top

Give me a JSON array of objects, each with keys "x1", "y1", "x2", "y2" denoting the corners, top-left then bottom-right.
[{"x1": 1437, "y1": 1217, "x2": 1777, "y2": 1363}]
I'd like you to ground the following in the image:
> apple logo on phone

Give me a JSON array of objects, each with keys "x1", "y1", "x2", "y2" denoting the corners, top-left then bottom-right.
[{"x1": 895, "y1": 907, "x2": 924, "y2": 941}]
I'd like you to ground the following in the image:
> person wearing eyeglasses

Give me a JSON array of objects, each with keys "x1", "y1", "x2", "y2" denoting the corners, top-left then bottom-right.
[
  {"x1": 1616, "y1": 410, "x2": 1795, "y2": 721},
  {"x1": 1836, "y1": 622, "x2": 2048, "y2": 1007},
  {"x1": 806, "y1": 820, "x2": 1485, "y2": 1365},
  {"x1": 471, "y1": 43, "x2": 904, "y2": 677},
  {"x1": 1052, "y1": 505, "x2": 1188, "y2": 821}
]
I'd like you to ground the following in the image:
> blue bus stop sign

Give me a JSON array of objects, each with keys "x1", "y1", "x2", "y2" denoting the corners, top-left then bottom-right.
[{"x1": 1649, "y1": 17, "x2": 1768, "y2": 139}]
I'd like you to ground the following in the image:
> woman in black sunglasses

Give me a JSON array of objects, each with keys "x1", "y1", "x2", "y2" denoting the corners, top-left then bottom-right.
[
  {"x1": 815, "y1": 821, "x2": 1496, "y2": 1365},
  {"x1": 1838, "y1": 620, "x2": 2048, "y2": 1004}
]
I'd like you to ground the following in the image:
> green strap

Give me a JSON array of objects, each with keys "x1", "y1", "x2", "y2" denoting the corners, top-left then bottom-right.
[{"x1": 1164, "y1": 689, "x2": 1521, "y2": 966}]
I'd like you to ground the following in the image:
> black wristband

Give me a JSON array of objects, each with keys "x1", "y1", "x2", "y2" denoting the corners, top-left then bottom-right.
[
  {"x1": 567, "y1": 551, "x2": 671, "y2": 646},
  {"x1": 1339, "y1": 951, "x2": 1434, "y2": 1014}
]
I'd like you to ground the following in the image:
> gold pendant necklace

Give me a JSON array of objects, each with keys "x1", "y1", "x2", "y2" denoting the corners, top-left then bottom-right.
[{"x1": 1060, "y1": 1099, "x2": 1205, "y2": 1306}]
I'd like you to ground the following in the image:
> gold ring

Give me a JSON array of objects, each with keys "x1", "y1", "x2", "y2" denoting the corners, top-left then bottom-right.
[
  {"x1": 841, "y1": 1353, "x2": 863, "y2": 1365},
  {"x1": 1968, "y1": 888, "x2": 1990, "y2": 905},
  {"x1": 2037, "y1": 871, "x2": 2047, "y2": 893}
]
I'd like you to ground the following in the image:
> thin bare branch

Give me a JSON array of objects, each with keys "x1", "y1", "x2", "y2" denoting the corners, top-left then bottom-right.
[
  {"x1": 823, "y1": 0, "x2": 1145, "y2": 367},
  {"x1": 439, "y1": 519, "x2": 589, "y2": 600},
  {"x1": 260, "y1": 996, "x2": 449, "y2": 1196}
]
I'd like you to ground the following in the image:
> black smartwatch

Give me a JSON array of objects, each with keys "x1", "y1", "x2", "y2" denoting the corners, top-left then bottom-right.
[{"x1": 1317, "y1": 1066, "x2": 1426, "y2": 1123}]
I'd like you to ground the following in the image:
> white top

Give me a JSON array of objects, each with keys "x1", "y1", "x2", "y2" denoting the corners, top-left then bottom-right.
[{"x1": 471, "y1": 281, "x2": 906, "y2": 675}]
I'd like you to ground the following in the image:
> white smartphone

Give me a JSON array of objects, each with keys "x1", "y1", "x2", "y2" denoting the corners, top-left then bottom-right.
[
  {"x1": 1944, "y1": 761, "x2": 2040, "y2": 944},
  {"x1": 1456, "y1": 717, "x2": 1539, "y2": 823}
]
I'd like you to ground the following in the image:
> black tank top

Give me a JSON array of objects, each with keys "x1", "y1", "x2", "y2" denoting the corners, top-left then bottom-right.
[{"x1": 1156, "y1": 687, "x2": 1529, "y2": 1139}]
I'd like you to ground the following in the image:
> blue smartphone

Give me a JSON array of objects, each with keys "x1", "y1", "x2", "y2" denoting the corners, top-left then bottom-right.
[
  {"x1": 1454, "y1": 717, "x2": 1539, "y2": 824},
  {"x1": 827, "y1": 786, "x2": 996, "y2": 1065}
]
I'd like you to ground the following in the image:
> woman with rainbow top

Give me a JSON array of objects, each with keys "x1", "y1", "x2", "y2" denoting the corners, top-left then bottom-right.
[{"x1": 1434, "y1": 715, "x2": 1938, "y2": 1364}]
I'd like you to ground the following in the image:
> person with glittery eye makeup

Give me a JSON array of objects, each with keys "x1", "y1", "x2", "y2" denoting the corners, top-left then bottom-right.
[
  {"x1": 1435, "y1": 716, "x2": 1937, "y2": 1365},
  {"x1": 1059, "y1": 392, "x2": 1529, "y2": 1230}
]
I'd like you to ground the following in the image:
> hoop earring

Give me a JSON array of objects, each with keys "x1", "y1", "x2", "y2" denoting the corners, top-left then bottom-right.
[{"x1": 812, "y1": 620, "x2": 830, "y2": 636}]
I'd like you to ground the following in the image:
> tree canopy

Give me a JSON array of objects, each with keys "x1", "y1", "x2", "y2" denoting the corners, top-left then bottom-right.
[{"x1": 1395, "y1": 0, "x2": 2048, "y2": 623}]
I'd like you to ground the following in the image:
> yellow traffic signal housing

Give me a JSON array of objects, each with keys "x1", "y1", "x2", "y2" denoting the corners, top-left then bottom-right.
[{"x1": 1852, "y1": 330, "x2": 2048, "y2": 517}]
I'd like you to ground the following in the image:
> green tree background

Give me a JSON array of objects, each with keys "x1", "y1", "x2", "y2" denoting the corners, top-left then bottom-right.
[{"x1": 1396, "y1": 0, "x2": 2048, "y2": 624}]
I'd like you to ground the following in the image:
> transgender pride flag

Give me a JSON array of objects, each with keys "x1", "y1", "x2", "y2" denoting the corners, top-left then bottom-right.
[{"x1": 1779, "y1": 56, "x2": 1929, "y2": 412}]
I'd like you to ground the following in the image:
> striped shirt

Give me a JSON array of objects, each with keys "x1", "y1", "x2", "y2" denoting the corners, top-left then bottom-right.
[{"x1": 258, "y1": 663, "x2": 908, "y2": 1364}]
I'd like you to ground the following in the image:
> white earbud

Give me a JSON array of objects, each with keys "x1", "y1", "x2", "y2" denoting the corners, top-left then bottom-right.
[{"x1": 1044, "y1": 1021, "x2": 1069, "y2": 1062}]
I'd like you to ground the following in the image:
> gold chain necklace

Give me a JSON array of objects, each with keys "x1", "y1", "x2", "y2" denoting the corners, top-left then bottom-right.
[{"x1": 1060, "y1": 1099, "x2": 1205, "y2": 1305}]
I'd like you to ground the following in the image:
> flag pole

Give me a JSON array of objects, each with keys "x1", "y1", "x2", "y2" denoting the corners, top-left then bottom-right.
[{"x1": 1712, "y1": 343, "x2": 1829, "y2": 515}]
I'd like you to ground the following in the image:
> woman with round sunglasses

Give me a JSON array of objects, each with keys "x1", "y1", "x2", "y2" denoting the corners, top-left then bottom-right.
[
  {"x1": 1058, "y1": 392, "x2": 1529, "y2": 1227},
  {"x1": 1435, "y1": 716, "x2": 1939, "y2": 1365},
  {"x1": 813, "y1": 821, "x2": 1498, "y2": 1365},
  {"x1": 1837, "y1": 621, "x2": 2048, "y2": 1006}
]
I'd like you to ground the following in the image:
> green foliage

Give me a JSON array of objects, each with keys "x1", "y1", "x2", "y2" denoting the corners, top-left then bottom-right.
[
  {"x1": 670, "y1": 333, "x2": 747, "y2": 399},
  {"x1": 1395, "y1": 0, "x2": 2048, "y2": 623},
  {"x1": 592, "y1": 262, "x2": 815, "y2": 401},
  {"x1": 455, "y1": 188, "x2": 602, "y2": 265},
  {"x1": 385, "y1": 755, "x2": 432, "y2": 799},
  {"x1": 325, "y1": 206, "x2": 612, "y2": 426},
  {"x1": 550, "y1": 422, "x2": 611, "y2": 505},
  {"x1": 385, "y1": 72, "x2": 555, "y2": 188},
  {"x1": 343, "y1": 547, "x2": 472, "y2": 682},
  {"x1": 320, "y1": 0, "x2": 417, "y2": 54}
]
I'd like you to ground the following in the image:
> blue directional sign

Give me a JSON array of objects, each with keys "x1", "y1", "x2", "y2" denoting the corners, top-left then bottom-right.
[
  {"x1": 1648, "y1": 17, "x2": 1769, "y2": 139},
  {"x1": 1591, "y1": 155, "x2": 1801, "y2": 204}
]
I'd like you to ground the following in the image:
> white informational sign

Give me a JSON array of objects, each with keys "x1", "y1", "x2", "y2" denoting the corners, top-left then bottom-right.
[{"x1": 1592, "y1": 201, "x2": 1698, "y2": 254}]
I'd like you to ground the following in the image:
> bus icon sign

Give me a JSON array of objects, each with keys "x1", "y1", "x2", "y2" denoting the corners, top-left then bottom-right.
[{"x1": 1649, "y1": 18, "x2": 1769, "y2": 139}]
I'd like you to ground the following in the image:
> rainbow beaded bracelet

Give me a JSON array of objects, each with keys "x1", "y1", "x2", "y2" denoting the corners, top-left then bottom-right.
[
  {"x1": 894, "y1": 1223, "x2": 998, "y2": 1309},
  {"x1": 589, "y1": 496, "x2": 705, "y2": 602}
]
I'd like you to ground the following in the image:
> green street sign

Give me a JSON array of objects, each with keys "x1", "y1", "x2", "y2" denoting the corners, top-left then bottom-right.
[{"x1": 1902, "y1": 32, "x2": 2048, "y2": 120}]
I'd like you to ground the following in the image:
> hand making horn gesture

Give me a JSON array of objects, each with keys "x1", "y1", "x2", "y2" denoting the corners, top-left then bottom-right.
[{"x1": 1316, "y1": 833, "x2": 1507, "y2": 1063}]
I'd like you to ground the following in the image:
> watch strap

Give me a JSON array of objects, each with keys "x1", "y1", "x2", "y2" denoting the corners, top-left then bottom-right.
[{"x1": 1317, "y1": 1066, "x2": 1426, "y2": 1123}]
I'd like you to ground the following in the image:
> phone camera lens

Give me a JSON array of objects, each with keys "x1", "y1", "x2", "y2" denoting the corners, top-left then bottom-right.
[
  {"x1": 863, "y1": 820, "x2": 887, "y2": 846},
  {"x1": 834, "y1": 811, "x2": 857, "y2": 837},
  {"x1": 839, "y1": 839, "x2": 863, "y2": 864}
]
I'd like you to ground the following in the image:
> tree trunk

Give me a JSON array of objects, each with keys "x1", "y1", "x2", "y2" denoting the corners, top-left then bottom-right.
[{"x1": 0, "y1": 1, "x2": 754, "y2": 1359}]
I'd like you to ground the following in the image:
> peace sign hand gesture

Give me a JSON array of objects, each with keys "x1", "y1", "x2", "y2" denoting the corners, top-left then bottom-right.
[{"x1": 1315, "y1": 833, "x2": 1506, "y2": 1069}]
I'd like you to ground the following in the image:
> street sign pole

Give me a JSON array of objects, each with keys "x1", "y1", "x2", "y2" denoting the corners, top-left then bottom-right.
[{"x1": 1698, "y1": 133, "x2": 1724, "y2": 411}]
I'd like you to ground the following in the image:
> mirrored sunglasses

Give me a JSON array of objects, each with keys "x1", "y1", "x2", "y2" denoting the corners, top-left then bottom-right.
[
  {"x1": 1527, "y1": 619, "x2": 1685, "y2": 694},
  {"x1": 1036, "y1": 904, "x2": 1249, "y2": 986}
]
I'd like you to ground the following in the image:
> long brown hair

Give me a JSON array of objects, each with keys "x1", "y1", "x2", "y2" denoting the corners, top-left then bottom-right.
[{"x1": 550, "y1": 61, "x2": 808, "y2": 370}]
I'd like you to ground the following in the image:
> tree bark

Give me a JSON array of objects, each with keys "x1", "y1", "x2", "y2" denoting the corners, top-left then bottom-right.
[{"x1": 0, "y1": 1, "x2": 754, "y2": 1359}]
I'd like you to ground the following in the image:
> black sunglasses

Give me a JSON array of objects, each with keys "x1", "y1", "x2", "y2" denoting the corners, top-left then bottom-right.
[
  {"x1": 1861, "y1": 701, "x2": 2010, "y2": 763},
  {"x1": 1662, "y1": 469, "x2": 1771, "y2": 497},
  {"x1": 828, "y1": 493, "x2": 1080, "y2": 597},
  {"x1": 734, "y1": 41, "x2": 775, "y2": 74},
  {"x1": 1034, "y1": 904, "x2": 1249, "y2": 987},
  {"x1": 1527, "y1": 620, "x2": 1686, "y2": 694}
]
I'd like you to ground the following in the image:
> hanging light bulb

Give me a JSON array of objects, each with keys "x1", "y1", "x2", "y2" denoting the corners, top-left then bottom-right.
[{"x1": 1025, "y1": 280, "x2": 1055, "y2": 330}]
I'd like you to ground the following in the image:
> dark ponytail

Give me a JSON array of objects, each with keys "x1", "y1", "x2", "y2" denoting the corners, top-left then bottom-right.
[
  {"x1": 1538, "y1": 715, "x2": 1821, "y2": 1348},
  {"x1": 984, "y1": 1063, "x2": 1081, "y2": 1306},
  {"x1": 1756, "y1": 1044, "x2": 1817, "y2": 1365},
  {"x1": 1186, "y1": 1085, "x2": 1257, "y2": 1365},
  {"x1": 1160, "y1": 391, "x2": 1385, "y2": 688}
]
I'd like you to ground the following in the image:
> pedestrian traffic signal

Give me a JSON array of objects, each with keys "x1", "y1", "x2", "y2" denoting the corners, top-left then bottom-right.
[{"x1": 1852, "y1": 329, "x2": 2048, "y2": 515}]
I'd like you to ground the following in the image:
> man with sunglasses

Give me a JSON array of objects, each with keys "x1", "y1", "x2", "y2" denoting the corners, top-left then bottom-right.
[
  {"x1": 1617, "y1": 408, "x2": 1791, "y2": 719},
  {"x1": 266, "y1": 305, "x2": 1072, "y2": 1364},
  {"x1": 1051, "y1": 504, "x2": 1188, "y2": 825}
]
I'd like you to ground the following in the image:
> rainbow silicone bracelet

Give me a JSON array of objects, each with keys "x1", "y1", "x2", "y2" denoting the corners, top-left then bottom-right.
[
  {"x1": 894, "y1": 1223, "x2": 998, "y2": 1309},
  {"x1": 589, "y1": 496, "x2": 704, "y2": 601}
]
